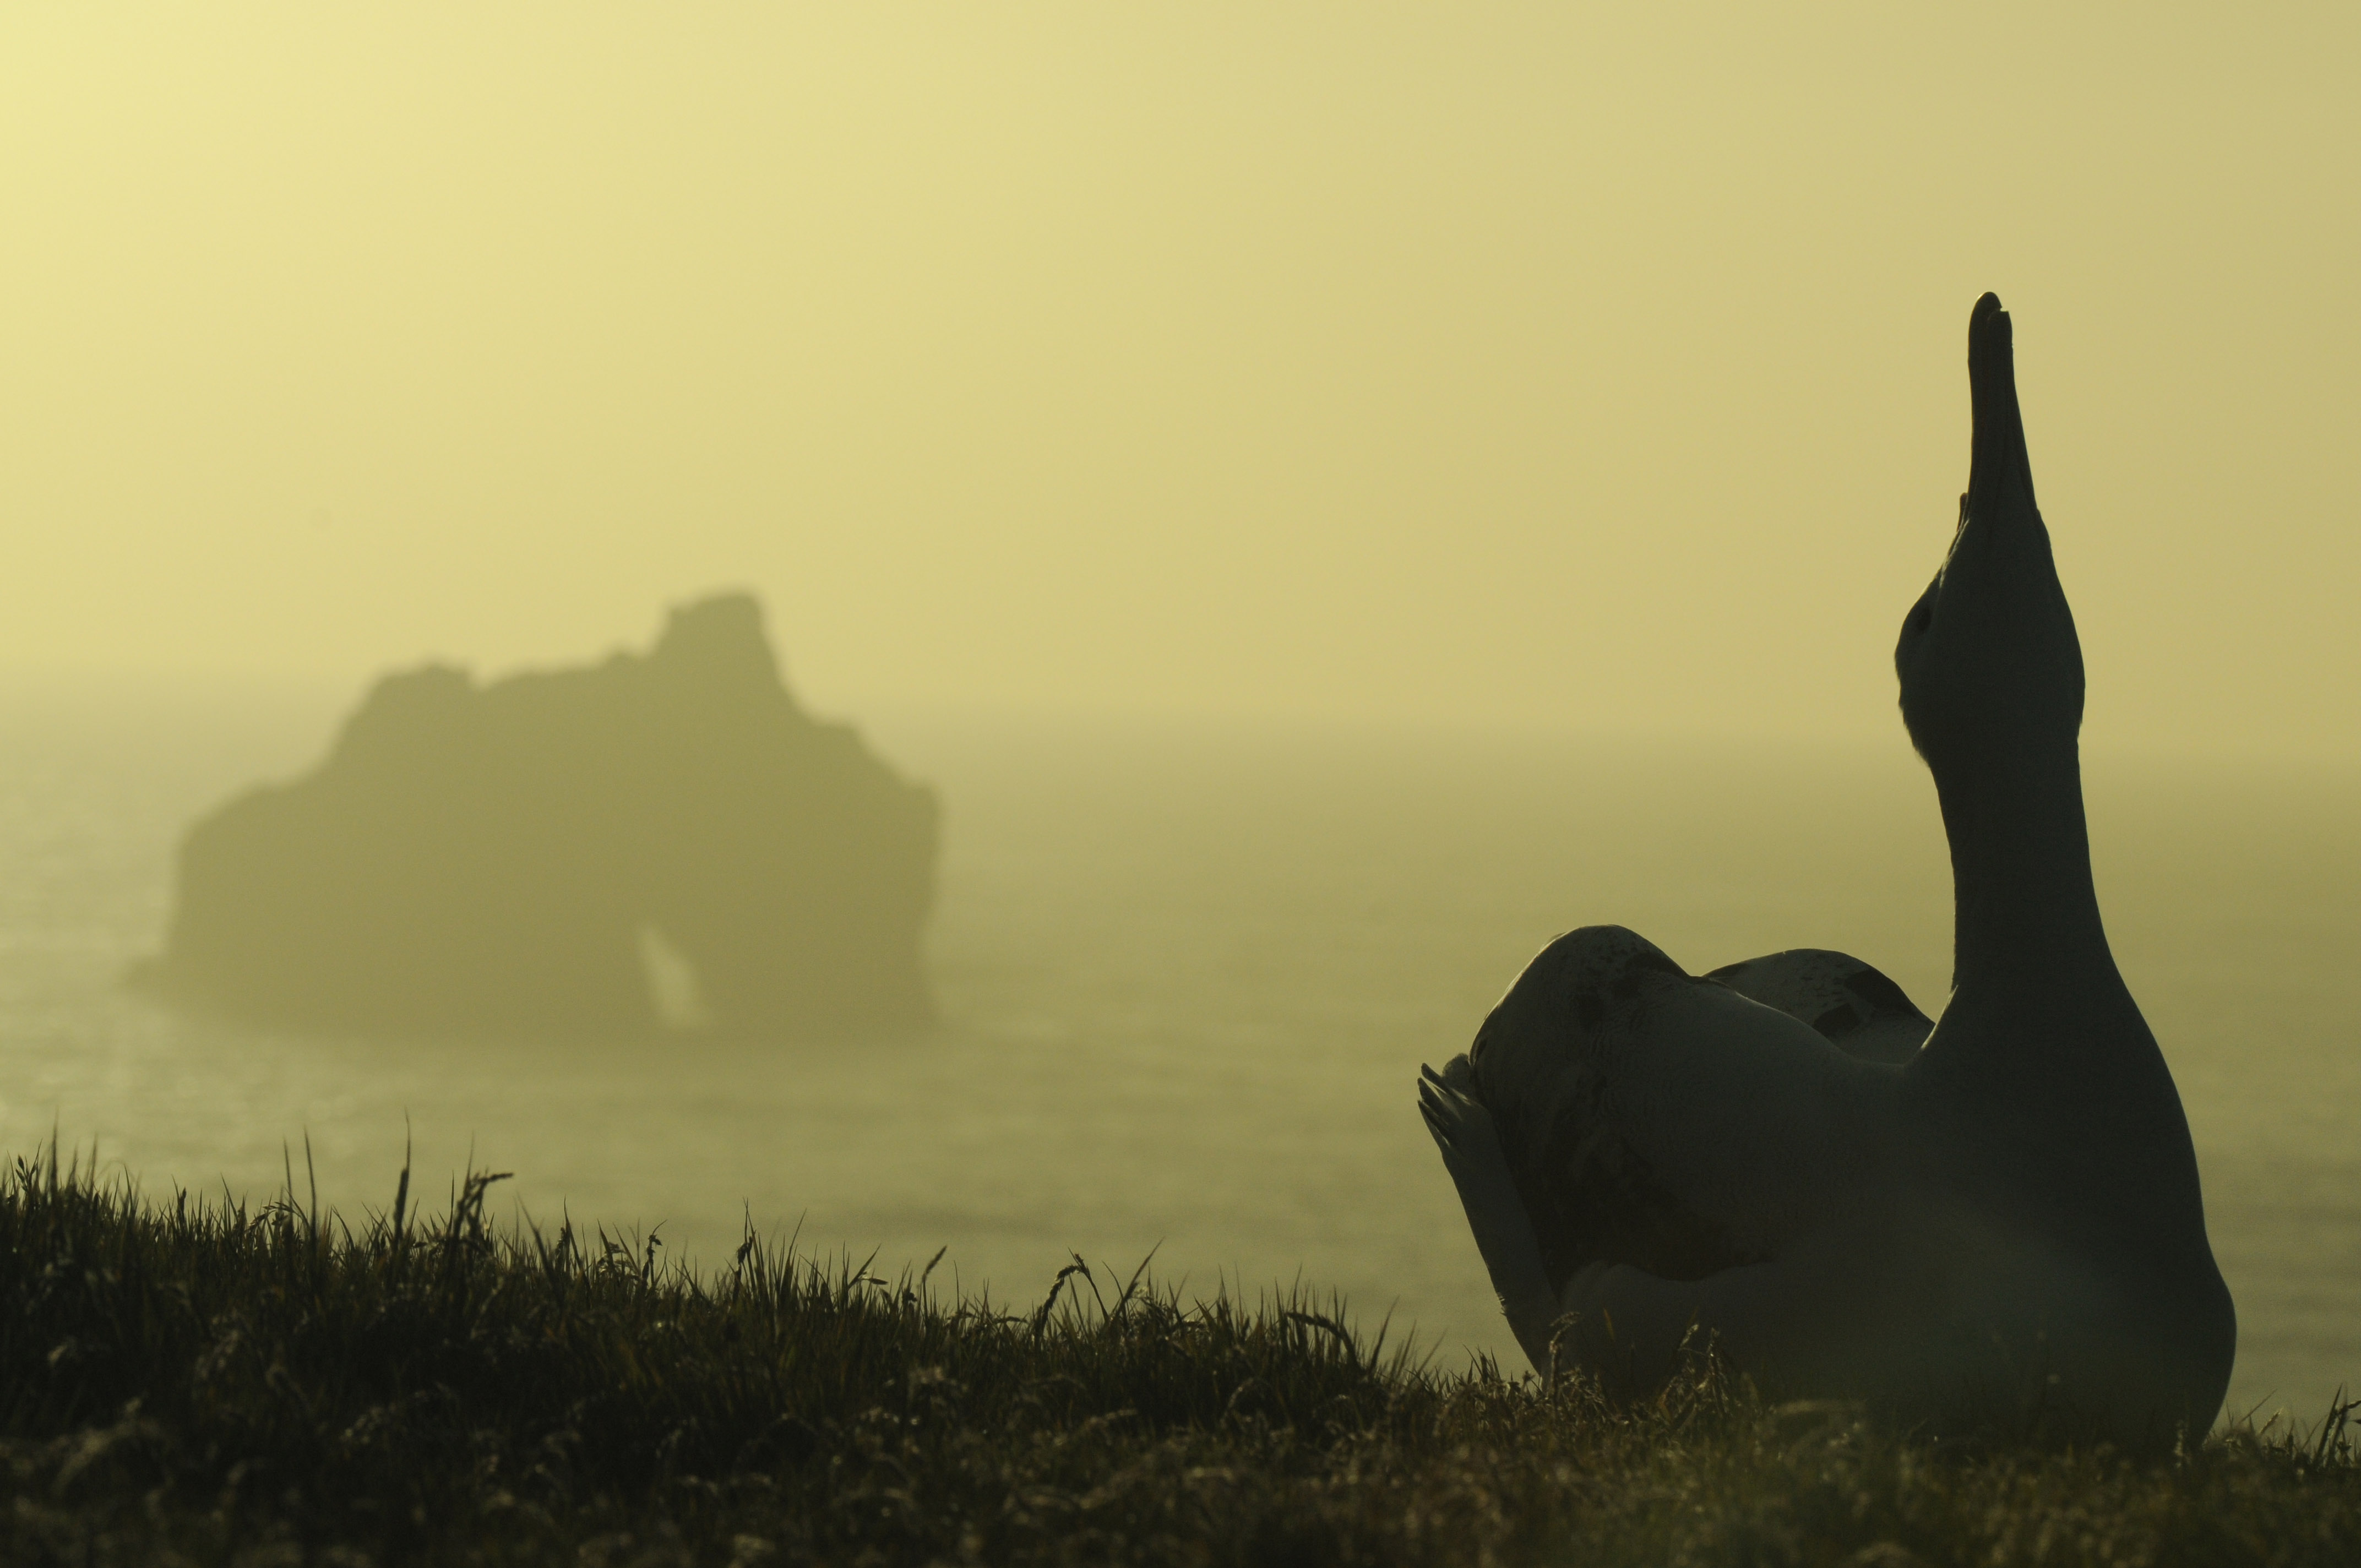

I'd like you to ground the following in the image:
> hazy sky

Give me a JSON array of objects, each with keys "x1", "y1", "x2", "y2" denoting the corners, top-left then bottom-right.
[{"x1": 4, "y1": 5, "x2": 2353, "y2": 754}]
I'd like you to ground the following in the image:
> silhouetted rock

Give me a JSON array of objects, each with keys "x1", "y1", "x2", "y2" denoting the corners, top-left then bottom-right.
[{"x1": 132, "y1": 595, "x2": 937, "y2": 1039}]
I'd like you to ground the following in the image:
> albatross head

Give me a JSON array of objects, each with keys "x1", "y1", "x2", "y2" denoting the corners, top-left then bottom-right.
[{"x1": 1895, "y1": 294, "x2": 2085, "y2": 774}]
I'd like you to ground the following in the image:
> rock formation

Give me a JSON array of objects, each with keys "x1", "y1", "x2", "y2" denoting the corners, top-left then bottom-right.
[{"x1": 133, "y1": 595, "x2": 938, "y2": 1038}]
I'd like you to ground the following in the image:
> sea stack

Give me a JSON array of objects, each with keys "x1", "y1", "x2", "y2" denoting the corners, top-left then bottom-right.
[{"x1": 133, "y1": 594, "x2": 938, "y2": 1039}]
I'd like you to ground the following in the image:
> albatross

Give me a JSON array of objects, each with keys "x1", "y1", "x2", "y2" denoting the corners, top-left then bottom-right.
[{"x1": 1419, "y1": 294, "x2": 2235, "y2": 1442}]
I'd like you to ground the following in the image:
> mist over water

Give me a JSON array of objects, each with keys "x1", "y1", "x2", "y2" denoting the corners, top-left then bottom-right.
[{"x1": 1, "y1": 682, "x2": 2353, "y2": 1423}]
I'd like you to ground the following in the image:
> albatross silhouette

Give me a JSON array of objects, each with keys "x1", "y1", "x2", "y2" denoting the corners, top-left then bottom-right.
[{"x1": 1419, "y1": 294, "x2": 2235, "y2": 1442}]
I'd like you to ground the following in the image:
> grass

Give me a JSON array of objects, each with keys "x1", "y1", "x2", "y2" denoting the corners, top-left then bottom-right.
[{"x1": 3, "y1": 1144, "x2": 2358, "y2": 1567}]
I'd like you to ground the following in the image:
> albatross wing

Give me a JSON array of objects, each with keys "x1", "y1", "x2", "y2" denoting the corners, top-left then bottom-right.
[
  {"x1": 1418, "y1": 1058, "x2": 1563, "y2": 1368},
  {"x1": 1424, "y1": 925, "x2": 1904, "y2": 1379},
  {"x1": 1706, "y1": 948, "x2": 1935, "y2": 1066}
]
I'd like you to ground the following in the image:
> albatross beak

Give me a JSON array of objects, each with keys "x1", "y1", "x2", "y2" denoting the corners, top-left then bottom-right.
[{"x1": 1966, "y1": 292, "x2": 2037, "y2": 524}]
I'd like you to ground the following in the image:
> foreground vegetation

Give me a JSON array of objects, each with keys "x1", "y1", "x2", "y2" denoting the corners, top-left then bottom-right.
[{"x1": 2, "y1": 1146, "x2": 2356, "y2": 1567}]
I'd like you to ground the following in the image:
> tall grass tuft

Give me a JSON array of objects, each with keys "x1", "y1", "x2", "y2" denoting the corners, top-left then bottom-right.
[{"x1": 3, "y1": 1142, "x2": 2358, "y2": 1566}]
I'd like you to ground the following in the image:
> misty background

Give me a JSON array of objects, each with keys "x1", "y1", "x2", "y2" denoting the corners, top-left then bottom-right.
[
  {"x1": 2, "y1": 4, "x2": 2355, "y2": 1421},
  {"x1": 3, "y1": 4, "x2": 2353, "y2": 752}
]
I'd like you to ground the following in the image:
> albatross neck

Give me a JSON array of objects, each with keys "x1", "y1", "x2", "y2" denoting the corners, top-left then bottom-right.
[
  {"x1": 1920, "y1": 729, "x2": 2215, "y2": 1251},
  {"x1": 1932, "y1": 733, "x2": 2123, "y2": 1008}
]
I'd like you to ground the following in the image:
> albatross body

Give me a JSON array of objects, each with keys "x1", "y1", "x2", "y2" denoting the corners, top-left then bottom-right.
[{"x1": 1420, "y1": 296, "x2": 2235, "y2": 1443}]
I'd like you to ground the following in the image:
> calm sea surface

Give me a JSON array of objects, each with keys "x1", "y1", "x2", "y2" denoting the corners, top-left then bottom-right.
[{"x1": 1, "y1": 682, "x2": 2354, "y2": 1424}]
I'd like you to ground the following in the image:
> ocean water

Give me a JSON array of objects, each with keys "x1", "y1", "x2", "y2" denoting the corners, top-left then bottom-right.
[{"x1": 1, "y1": 682, "x2": 2354, "y2": 1424}]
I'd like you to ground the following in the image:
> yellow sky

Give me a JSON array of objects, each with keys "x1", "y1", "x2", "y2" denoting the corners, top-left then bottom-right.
[{"x1": 3, "y1": 4, "x2": 2353, "y2": 755}]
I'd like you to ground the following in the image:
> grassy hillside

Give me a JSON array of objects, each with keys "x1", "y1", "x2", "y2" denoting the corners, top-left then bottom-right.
[{"x1": 3, "y1": 1144, "x2": 2355, "y2": 1566}]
